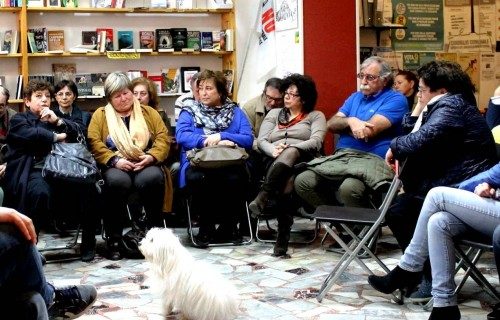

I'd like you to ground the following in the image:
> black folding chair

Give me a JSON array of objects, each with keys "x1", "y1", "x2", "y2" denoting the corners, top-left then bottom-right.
[{"x1": 313, "y1": 173, "x2": 402, "y2": 302}]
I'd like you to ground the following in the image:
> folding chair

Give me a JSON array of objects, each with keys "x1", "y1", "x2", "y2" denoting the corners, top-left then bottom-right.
[
  {"x1": 453, "y1": 237, "x2": 500, "y2": 301},
  {"x1": 313, "y1": 174, "x2": 402, "y2": 302}
]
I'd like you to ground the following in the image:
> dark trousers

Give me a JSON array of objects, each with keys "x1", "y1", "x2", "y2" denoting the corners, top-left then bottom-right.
[
  {"x1": 0, "y1": 223, "x2": 53, "y2": 319},
  {"x1": 102, "y1": 166, "x2": 164, "y2": 240},
  {"x1": 494, "y1": 225, "x2": 500, "y2": 283},
  {"x1": 185, "y1": 165, "x2": 249, "y2": 232}
]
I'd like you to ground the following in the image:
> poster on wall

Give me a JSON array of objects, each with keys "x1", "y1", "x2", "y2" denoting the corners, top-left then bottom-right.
[
  {"x1": 444, "y1": 0, "x2": 495, "y2": 53},
  {"x1": 402, "y1": 52, "x2": 435, "y2": 71},
  {"x1": 274, "y1": 0, "x2": 298, "y2": 31},
  {"x1": 391, "y1": 0, "x2": 444, "y2": 52}
]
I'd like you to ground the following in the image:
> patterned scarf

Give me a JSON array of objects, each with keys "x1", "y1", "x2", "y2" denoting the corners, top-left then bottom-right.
[
  {"x1": 184, "y1": 101, "x2": 235, "y2": 134},
  {"x1": 105, "y1": 99, "x2": 150, "y2": 161},
  {"x1": 278, "y1": 107, "x2": 306, "y2": 129}
]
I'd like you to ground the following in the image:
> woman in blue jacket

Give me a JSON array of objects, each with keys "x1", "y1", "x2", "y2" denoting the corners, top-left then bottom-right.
[
  {"x1": 176, "y1": 70, "x2": 253, "y2": 247},
  {"x1": 368, "y1": 162, "x2": 500, "y2": 320}
]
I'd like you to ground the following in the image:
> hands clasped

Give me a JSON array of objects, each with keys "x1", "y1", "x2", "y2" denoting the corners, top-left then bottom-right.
[
  {"x1": 348, "y1": 117, "x2": 374, "y2": 141},
  {"x1": 115, "y1": 154, "x2": 155, "y2": 172}
]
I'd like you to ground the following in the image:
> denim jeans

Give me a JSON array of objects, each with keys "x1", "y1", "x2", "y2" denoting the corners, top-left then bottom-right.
[
  {"x1": 0, "y1": 223, "x2": 53, "y2": 319},
  {"x1": 399, "y1": 187, "x2": 500, "y2": 307}
]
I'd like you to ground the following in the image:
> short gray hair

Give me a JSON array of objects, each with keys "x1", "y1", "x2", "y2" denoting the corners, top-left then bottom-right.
[
  {"x1": 104, "y1": 72, "x2": 132, "y2": 101},
  {"x1": 360, "y1": 56, "x2": 393, "y2": 87}
]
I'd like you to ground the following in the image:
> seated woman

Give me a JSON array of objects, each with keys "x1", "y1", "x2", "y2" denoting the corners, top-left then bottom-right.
[
  {"x1": 2, "y1": 80, "x2": 98, "y2": 261},
  {"x1": 176, "y1": 70, "x2": 253, "y2": 247},
  {"x1": 393, "y1": 69, "x2": 418, "y2": 110},
  {"x1": 249, "y1": 73, "x2": 327, "y2": 257},
  {"x1": 0, "y1": 85, "x2": 16, "y2": 205},
  {"x1": 368, "y1": 162, "x2": 500, "y2": 320},
  {"x1": 87, "y1": 72, "x2": 170, "y2": 260}
]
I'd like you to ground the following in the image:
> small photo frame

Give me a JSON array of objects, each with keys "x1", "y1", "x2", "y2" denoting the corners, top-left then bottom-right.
[
  {"x1": 47, "y1": 0, "x2": 61, "y2": 7},
  {"x1": 180, "y1": 66, "x2": 200, "y2": 93}
]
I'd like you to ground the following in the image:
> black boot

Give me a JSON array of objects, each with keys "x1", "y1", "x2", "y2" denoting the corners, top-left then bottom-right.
[
  {"x1": 250, "y1": 163, "x2": 294, "y2": 217},
  {"x1": 487, "y1": 303, "x2": 500, "y2": 320},
  {"x1": 272, "y1": 213, "x2": 293, "y2": 257},
  {"x1": 428, "y1": 306, "x2": 460, "y2": 320},
  {"x1": 368, "y1": 266, "x2": 421, "y2": 294}
]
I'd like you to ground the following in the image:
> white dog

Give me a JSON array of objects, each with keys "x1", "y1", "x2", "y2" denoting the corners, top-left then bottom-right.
[{"x1": 139, "y1": 228, "x2": 240, "y2": 320}]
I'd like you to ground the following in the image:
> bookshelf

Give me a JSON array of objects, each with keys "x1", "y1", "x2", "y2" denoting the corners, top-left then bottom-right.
[
  {"x1": 360, "y1": 25, "x2": 405, "y2": 47},
  {"x1": 6, "y1": 3, "x2": 236, "y2": 112}
]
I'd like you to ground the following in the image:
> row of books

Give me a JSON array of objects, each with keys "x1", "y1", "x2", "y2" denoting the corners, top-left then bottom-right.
[
  {"x1": 0, "y1": 0, "x2": 21, "y2": 7},
  {"x1": 24, "y1": 0, "x2": 231, "y2": 8},
  {"x1": 25, "y1": 27, "x2": 234, "y2": 54}
]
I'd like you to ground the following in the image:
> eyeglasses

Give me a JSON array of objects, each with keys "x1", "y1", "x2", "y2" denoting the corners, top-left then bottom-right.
[
  {"x1": 133, "y1": 91, "x2": 148, "y2": 97},
  {"x1": 356, "y1": 73, "x2": 380, "y2": 82},
  {"x1": 56, "y1": 92, "x2": 74, "y2": 97},
  {"x1": 284, "y1": 91, "x2": 300, "y2": 98},
  {"x1": 264, "y1": 93, "x2": 283, "y2": 102}
]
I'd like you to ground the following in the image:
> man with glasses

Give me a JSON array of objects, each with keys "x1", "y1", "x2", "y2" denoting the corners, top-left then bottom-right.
[
  {"x1": 295, "y1": 55, "x2": 407, "y2": 217},
  {"x1": 242, "y1": 77, "x2": 284, "y2": 149}
]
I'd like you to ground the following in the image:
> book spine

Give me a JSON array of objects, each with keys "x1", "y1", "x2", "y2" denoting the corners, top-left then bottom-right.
[{"x1": 225, "y1": 29, "x2": 234, "y2": 51}]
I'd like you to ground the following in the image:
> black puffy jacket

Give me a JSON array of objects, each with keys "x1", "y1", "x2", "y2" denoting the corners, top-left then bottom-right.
[{"x1": 391, "y1": 93, "x2": 497, "y2": 196}]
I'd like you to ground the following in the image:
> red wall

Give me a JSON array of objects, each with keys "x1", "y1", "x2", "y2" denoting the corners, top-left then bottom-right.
[{"x1": 303, "y1": 1, "x2": 357, "y2": 153}]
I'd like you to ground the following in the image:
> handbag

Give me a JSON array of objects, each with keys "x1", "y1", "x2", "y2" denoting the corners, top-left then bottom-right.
[
  {"x1": 42, "y1": 133, "x2": 99, "y2": 184},
  {"x1": 186, "y1": 145, "x2": 249, "y2": 169}
]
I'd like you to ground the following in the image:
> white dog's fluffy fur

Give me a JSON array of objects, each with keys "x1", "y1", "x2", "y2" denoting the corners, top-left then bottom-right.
[{"x1": 139, "y1": 228, "x2": 240, "y2": 320}]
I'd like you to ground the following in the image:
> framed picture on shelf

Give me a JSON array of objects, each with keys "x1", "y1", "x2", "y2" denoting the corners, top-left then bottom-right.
[
  {"x1": 180, "y1": 67, "x2": 200, "y2": 93},
  {"x1": 48, "y1": 0, "x2": 61, "y2": 7}
]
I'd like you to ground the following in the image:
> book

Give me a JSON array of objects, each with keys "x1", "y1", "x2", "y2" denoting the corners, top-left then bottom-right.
[
  {"x1": 92, "y1": 0, "x2": 111, "y2": 7},
  {"x1": 176, "y1": 0, "x2": 192, "y2": 9},
  {"x1": 224, "y1": 29, "x2": 234, "y2": 51},
  {"x1": 170, "y1": 28, "x2": 187, "y2": 51},
  {"x1": 111, "y1": 0, "x2": 124, "y2": 7},
  {"x1": 207, "y1": 0, "x2": 232, "y2": 8},
  {"x1": 90, "y1": 73, "x2": 108, "y2": 96},
  {"x1": 29, "y1": 27, "x2": 48, "y2": 53},
  {"x1": 223, "y1": 69, "x2": 233, "y2": 93},
  {"x1": 75, "y1": 73, "x2": 92, "y2": 96},
  {"x1": 156, "y1": 29, "x2": 173, "y2": 51},
  {"x1": 139, "y1": 31, "x2": 155, "y2": 50},
  {"x1": 186, "y1": 30, "x2": 201, "y2": 51},
  {"x1": 47, "y1": 30, "x2": 65, "y2": 52},
  {"x1": 148, "y1": 75, "x2": 162, "y2": 93},
  {"x1": 359, "y1": 46, "x2": 373, "y2": 64},
  {"x1": 117, "y1": 30, "x2": 134, "y2": 50},
  {"x1": 52, "y1": 63, "x2": 76, "y2": 84},
  {"x1": 27, "y1": 0, "x2": 44, "y2": 6},
  {"x1": 15, "y1": 75, "x2": 23, "y2": 99},
  {"x1": 161, "y1": 68, "x2": 179, "y2": 93},
  {"x1": 200, "y1": 31, "x2": 213, "y2": 51},
  {"x1": 27, "y1": 32, "x2": 37, "y2": 53},
  {"x1": 212, "y1": 30, "x2": 225, "y2": 51},
  {"x1": 150, "y1": 0, "x2": 166, "y2": 7},
  {"x1": 82, "y1": 31, "x2": 98, "y2": 50},
  {"x1": 0, "y1": 76, "x2": 6, "y2": 86},
  {"x1": 96, "y1": 28, "x2": 114, "y2": 51},
  {"x1": 28, "y1": 74, "x2": 55, "y2": 85},
  {"x1": 61, "y1": 0, "x2": 78, "y2": 7},
  {"x1": 2, "y1": 30, "x2": 13, "y2": 53}
]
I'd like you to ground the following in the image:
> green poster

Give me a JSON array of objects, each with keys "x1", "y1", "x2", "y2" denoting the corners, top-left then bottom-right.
[
  {"x1": 402, "y1": 52, "x2": 436, "y2": 71},
  {"x1": 391, "y1": 0, "x2": 444, "y2": 51}
]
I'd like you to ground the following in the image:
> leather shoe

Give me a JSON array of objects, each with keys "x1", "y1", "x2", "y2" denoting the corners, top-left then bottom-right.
[{"x1": 487, "y1": 303, "x2": 500, "y2": 320}]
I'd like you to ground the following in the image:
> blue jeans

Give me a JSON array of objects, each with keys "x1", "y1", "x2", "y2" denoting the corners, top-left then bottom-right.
[
  {"x1": 399, "y1": 187, "x2": 500, "y2": 307},
  {"x1": 0, "y1": 223, "x2": 53, "y2": 319}
]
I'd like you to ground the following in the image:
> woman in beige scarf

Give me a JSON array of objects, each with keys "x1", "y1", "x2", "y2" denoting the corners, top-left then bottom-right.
[{"x1": 88, "y1": 72, "x2": 170, "y2": 260}]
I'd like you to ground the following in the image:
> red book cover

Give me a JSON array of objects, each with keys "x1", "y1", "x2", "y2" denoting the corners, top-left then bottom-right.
[{"x1": 96, "y1": 28, "x2": 114, "y2": 51}]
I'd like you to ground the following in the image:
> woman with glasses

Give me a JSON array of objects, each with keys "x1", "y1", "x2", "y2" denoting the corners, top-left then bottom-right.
[
  {"x1": 53, "y1": 80, "x2": 91, "y2": 130},
  {"x1": 249, "y1": 73, "x2": 326, "y2": 257}
]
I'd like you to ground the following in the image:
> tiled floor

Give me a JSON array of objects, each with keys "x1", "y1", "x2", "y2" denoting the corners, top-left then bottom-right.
[{"x1": 38, "y1": 220, "x2": 499, "y2": 320}]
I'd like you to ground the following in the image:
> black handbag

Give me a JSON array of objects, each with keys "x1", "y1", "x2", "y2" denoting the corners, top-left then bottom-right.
[
  {"x1": 186, "y1": 145, "x2": 249, "y2": 169},
  {"x1": 42, "y1": 134, "x2": 99, "y2": 184}
]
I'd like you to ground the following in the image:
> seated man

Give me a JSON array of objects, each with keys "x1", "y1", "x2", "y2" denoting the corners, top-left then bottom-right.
[
  {"x1": 384, "y1": 60, "x2": 497, "y2": 302},
  {"x1": 0, "y1": 206, "x2": 97, "y2": 319},
  {"x1": 294, "y1": 56, "x2": 407, "y2": 211},
  {"x1": 242, "y1": 77, "x2": 284, "y2": 198}
]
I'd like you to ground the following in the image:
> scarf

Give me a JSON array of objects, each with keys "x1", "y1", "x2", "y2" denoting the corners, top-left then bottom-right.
[
  {"x1": 184, "y1": 101, "x2": 235, "y2": 134},
  {"x1": 278, "y1": 107, "x2": 306, "y2": 129},
  {"x1": 105, "y1": 99, "x2": 150, "y2": 161},
  {"x1": 411, "y1": 93, "x2": 448, "y2": 133}
]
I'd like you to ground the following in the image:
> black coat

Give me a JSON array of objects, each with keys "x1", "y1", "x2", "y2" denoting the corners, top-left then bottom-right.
[
  {"x1": 3, "y1": 111, "x2": 81, "y2": 213},
  {"x1": 391, "y1": 93, "x2": 497, "y2": 196}
]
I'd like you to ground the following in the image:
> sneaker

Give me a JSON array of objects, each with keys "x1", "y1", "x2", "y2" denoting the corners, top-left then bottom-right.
[
  {"x1": 48, "y1": 284, "x2": 97, "y2": 319},
  {"x1": 407, "y1": 278, "x2": 432, "y2": 303}
]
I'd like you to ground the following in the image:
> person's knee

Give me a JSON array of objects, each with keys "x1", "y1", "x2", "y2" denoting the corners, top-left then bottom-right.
[
  {"x1": 337, "y1": 178, "x2": 366, "y2": 206},
  {"x1": 294, "y1": 170, "x2": 316, "y2": 199},
  {"x1": 427, "y1": 212, "x2": 449, "y2": 235},
  {"x1": 493, "y1": 225, "x2": 500, "y2": 251},
  {"x1": 135, "y1": 166, "x2": 164, "y2": 190}
]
